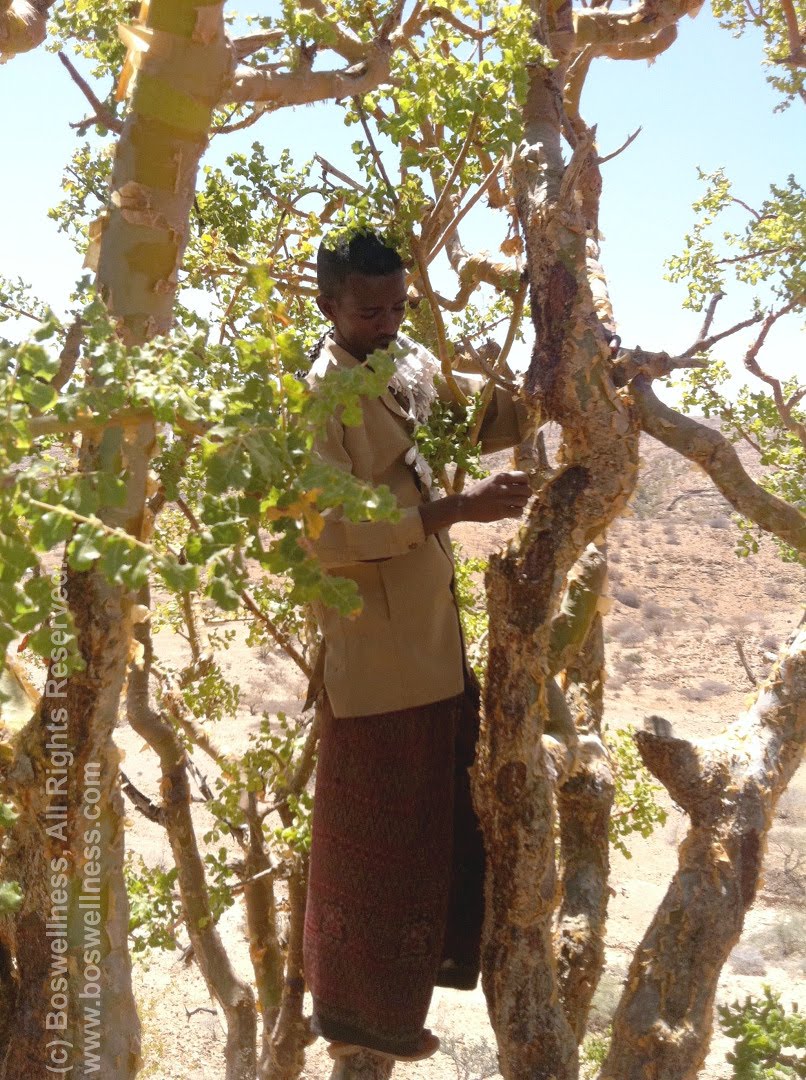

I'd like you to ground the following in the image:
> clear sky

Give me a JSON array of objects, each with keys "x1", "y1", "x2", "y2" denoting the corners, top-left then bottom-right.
[{"x1": 1, "y1": 6, "x2": 803, "y2": 395}]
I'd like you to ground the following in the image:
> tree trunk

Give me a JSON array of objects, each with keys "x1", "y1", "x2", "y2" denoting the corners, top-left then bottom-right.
[
  {"x1": 472, "y1": 10, "x2": 639, "y2": 1079},
  {"x1": 0, "y1": 4, "x2": 233, "y2": 1076}
]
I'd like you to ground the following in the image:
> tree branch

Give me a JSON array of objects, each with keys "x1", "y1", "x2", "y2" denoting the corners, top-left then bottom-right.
[
  {"x1": 743, "y1": 301, "x2": 806, "y2": 450},
  {"x1": 425, "y1": 159, "x2": 503, "y2": 266},
  {"x1": 229, "y1": 46, "x2": 394, "y2": 105},
  {"x1": 575, "y1": 0, "x2": 703, "y2": 50},
  {"x1": 120, "y1": 770, "x2": 165, "y2": 824},
  {"x1": 232, "y1": 30, "x2": 284, "y2": 61},
  {"x1": 779, "y1": 0, "x2": 806, "y2": 66},
  {"x1": 58, "y1": 51, "x2": 122, "y2": 133},
  {"x1": 632, "y1": 375, "x2": 806, "y2": 552}
]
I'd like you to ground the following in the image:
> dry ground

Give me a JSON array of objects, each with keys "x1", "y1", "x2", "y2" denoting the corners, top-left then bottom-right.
[{"x1": 108, "y1": 430, "x2": 805, "y2": 1080}]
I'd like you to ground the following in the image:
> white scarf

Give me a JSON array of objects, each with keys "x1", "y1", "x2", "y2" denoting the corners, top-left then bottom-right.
[{"x1": 387, "y1": 333, "x2": 442, "y2": 496}]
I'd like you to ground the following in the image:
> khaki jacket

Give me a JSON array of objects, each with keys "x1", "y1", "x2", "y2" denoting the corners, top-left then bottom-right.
[{"x1": 308, "y1": 336, "x2": 529, "y2": 718}]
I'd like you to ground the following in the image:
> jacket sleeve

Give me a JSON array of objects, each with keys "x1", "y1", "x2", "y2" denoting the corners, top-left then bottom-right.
[
  {"x1": 435, "y1": 371, "x2": 534, "y2": 453},
  {"x1": 310, "y1": 413, "x2": 427, "y2": 569}
]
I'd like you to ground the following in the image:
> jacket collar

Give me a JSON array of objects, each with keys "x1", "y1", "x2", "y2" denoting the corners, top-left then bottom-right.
[{"x1": 316, "y1": 335, "x2": 409, "y2": 420}]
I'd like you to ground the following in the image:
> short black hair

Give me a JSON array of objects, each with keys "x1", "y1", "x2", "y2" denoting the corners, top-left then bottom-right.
[{"x1": 317, "y1": 230, "x2": 404, "y2": 298}]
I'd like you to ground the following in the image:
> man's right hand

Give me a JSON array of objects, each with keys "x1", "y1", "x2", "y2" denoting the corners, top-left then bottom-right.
[{"x1": 420, "y1": 471, "x2": 532, "y2": 535}]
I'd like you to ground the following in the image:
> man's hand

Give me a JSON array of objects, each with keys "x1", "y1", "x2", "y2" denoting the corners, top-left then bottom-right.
[{"x1": 419, "y1": 471, "x2": 531, "y2": 535}]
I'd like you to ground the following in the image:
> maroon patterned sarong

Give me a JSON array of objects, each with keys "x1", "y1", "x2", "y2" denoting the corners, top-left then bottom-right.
[{"x1": 303, "y1": 685, "x2": 485, "y2": 1056}]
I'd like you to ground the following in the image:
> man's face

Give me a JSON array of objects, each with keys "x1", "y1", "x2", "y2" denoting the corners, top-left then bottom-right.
[{"x1": 318, "y1": 270, "x2": 407, "y2": 361}]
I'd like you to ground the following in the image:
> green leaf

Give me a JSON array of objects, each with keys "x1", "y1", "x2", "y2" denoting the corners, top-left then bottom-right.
[
  {"x1": 67, "y1": 523, "x2": 103, "y2": 571},
  {"x1": 157, "y1": 556, "x2": 199, "y2": 593}
]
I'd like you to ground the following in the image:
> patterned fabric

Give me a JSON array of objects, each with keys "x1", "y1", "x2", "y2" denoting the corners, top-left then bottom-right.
[{"x1": 304, "y1": 685, "x2": 485, "y2": 1056}]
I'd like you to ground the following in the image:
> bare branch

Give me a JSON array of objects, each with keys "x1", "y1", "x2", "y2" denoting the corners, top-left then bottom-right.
[
  {"x1": 424, "y1": 4, "x2": 491, "y2": 38},
  {"x1": 697, "y1": 292, "x2": 725, "y2": 341},
  {"x1": 421, "y1": 113, "x2": 480, "y2": 245},
  {"x1": 596, "y1": 126, "x2": 642, "y2": 165},
  {"x1": 735, "y1": 639, "x2": 757, "y2": 687},
  {"x1": 58, "y1": 51, "x2": 122, "y2": 134},
  {"x1": 314, "y1": 153, "x2": 367, "y2": 193},
  {"x1": 632, "y1": 375, "x2": 806, "y2": 552},
  {"x1": 212, "y1": 105, "x2": 267, "y2": 136},
  {"x1": 120, "y1": 770, "x2": 165, "y2": 824},
  {"x1": 743, "y1": 301, "x2": 806, "y2": 450},
  {"x1": 472, "y1": 346, "x2": 519, "y2": 394},
  {"x1": 682, "y1": 310, "x2": 765, "y2": 358},
  {"x1": 353, "y1": 97, "x2": 398, "y2": 204}
]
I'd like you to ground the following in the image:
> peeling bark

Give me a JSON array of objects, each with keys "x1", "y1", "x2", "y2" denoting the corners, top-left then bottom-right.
[{"x1": 602, "y1": 626, "x2": 806, "y2": 1080}]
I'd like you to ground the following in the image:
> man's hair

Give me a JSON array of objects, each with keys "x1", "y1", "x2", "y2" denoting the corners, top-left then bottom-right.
[{"x1": 316, "y1": 230, "x2": 404, "y2": 298}]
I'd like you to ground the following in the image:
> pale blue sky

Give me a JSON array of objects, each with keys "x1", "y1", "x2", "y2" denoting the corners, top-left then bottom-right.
[{"x1": 1, "y1": 6, "x2": 802, "y2": 392}]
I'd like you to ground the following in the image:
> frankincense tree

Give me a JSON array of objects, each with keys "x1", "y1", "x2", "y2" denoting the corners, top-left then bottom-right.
[{"x1": 0, "y1": 2, "x2": 804, "y2": 1080}]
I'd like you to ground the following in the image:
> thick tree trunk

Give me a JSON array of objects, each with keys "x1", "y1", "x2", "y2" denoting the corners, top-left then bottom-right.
[
  {"x1": 0, "y1": 4, "x2": 233, "y2": 1076},
  {"x1": 602, "y1": 626, "x2": 806, "y2": 1080},
  {"x1": 472, "y1": 11, "x2": 638, "y2": 1079}
]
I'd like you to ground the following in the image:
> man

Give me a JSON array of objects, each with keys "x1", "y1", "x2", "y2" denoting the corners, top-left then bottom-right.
[{"x1": 303, "y1": 231, "x2": 532, "y2": 1065}]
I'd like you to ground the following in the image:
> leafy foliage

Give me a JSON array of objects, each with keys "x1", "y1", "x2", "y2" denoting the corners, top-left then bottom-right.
[
  {"x1": 606, "y1": 725, "x2": 668, "y2": 859},
  {"x1": 680, "y1": 365, "x2": 805, "y2": 561},
  {"x1": 666, "y1": 168, "x2": 806, "y2": 311},
  {"x1": 125, "y1": 853, "x2": 182, "y2": 953},
  {"x1": 720, "y1": 986, "x2": 806, "y2": 1079},
  {"x1": 453, "y1": 545, "x2": 489, "y2": 681},
  {"x1": 710, "y1": 0, "x2": 806, "y2": 110}
]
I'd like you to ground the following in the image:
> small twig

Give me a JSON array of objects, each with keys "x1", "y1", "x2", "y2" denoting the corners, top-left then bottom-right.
[
  {"x1": 426, "y1": 4, "x2": 491, "y2": 38},
  {"x1": 185, "y1": 1006, "x2": 218, "y2": 1020},
  {"x1": 213, "y1": 105, "x2": 267, "y2": 136},
  {"x1": 681, "y1": 311, "x2": 765, "y2": 358},
  {"x1": 665, "y1": 487, "x2": 721, "y2": 511},
  {"x1": 58, "y1": 51, "x2": 122, "y2": 134},
  {"x1": 697, "y1": 292, "x2": 724, "y2": 342},
  {"x1": 735, "y1": 639, "x2": 757, "y2": 687},
  {"x1": 120, "y1": 771, "x2": 165, "y2": 825},
  {"x1": 473, "y1": 346, "x2": 518, "y2": 394},
  {"x1": 228, "y1": 866, "x2": 277, "y2": 896},
  {"x1": 729, "y1": 194, "x2": 764, "y2": 221},
  {"x1": 596, "y1": 126, "x2": 642, "y2": 166},
  {"x1": 743, "y1": 300, "x2": 806, "y2": 450},
  {"x1": 353, "y1": 97, "x2": 398, "y2": 205},
  {"x1": 314, "y1": 153, "x2": 367, "y2": 193}
]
